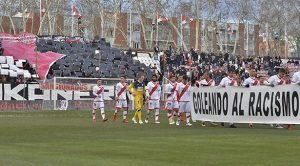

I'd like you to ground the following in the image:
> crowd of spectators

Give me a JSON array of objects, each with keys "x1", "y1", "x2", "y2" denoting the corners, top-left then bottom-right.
[{"x1": 158, "y1": 46, "x2": 300, "y2": 86}]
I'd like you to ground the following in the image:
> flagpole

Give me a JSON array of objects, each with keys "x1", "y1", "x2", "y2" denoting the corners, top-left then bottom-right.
[
  {"x1": 180, "y1": 14, "x2": 183, "y2": 49},
  {"x1": 39, "y1": 0, "x2": 42, "y2": 35},
  {"x1": 285, "y1": 22, "x2": 287, "y2": 59},
  {"x1": 225, "y1": 23, "x2": 228, "y2": 53},
  {"x1": 266, "y1": 23, "x2": 269, "y2": 56},
  {"x1": 156, "y1": 12, "x2": 158, "y2": 46},
  {"x1": 101, "y1": 6, "x2": 104, "y2": 38},
  {"x1": 129, "y1": 9, "x2": 132, "y2": 47},
  {"x1": 202, "y1": 19, "x2": 205, "y2": 52},
  {"x1": 246, "y1": 21, "x2": 249, "y2": 57},
  {"x1": 71, "y1": 16, "x2": 74, "y2": 37}
]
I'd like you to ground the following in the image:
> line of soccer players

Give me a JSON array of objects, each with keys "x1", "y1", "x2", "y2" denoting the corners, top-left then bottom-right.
[{"x1": 92, "y1": 68, "x2": 300, "y2": 129}]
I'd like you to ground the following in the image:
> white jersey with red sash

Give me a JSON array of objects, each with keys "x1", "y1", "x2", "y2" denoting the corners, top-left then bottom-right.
[
  {"x1": 243, "y1": 77, "x2": 260, "y2": 86},
  {"x1": 93, "y1": 85, "x2": 104, "y2": 102},
  {"x1": 292, "y1": 71, "x2": 300, "y2": 84},
  {"x1": 146, "y1": 81, "x2": 161, "y2": 100},
  {"x1": 199, "y1": 79, "x2": 215, "y2": 86},
  {"x1": 175, "y1": 82, "x2": 184, "y2": 101},
  {"x1": 195, "y1": 80, "x2": 201, "y2": 87},
  {"x1": 176, "y1": 83, "x2": 191, "y2": 102},
  {"x1": 176, "y1": 83, "x2": 191, "y2": 113},
  {"x1": 164, "y1": 82, "x2": 179, "y2": 110},
  {"x1": 146, "y1": 81, "x2": 161, "y2": 110},
  {"x1": 219, "y1": 76, "x2": 238, "y2": 87},
  {"x1": 115, "y1": 82, "x2": 128, "y2": 108},
  {"x1": 164, "y1": 82, "x2": 177, "y2": 101},
  {"x1": 264, "y1": 75, "x2": 286, "y2": 86},
  {"x1": 115, "y1": 82, "x2": 128, "y2": 100}
]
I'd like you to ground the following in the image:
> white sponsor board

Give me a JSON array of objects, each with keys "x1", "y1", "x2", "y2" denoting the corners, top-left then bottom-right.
[
  {"x1": 191, "y1": 85, "x2": 300, "y2": 124},
  {"x1": 0, "y1": 83, "x2": 115, "y2": 101}
]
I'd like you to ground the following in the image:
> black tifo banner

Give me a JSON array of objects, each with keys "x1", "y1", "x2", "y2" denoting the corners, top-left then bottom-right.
[
  {"x1": 0, "y1": 83, "x2": 116, "y2": 110},
  {"x1": 191, "y1": 85, "x2": 300, "y2": 124}
]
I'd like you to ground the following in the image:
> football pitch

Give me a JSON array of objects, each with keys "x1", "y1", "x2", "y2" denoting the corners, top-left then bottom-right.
[{"x1": 0, "y1": 110, "x2": 299, "y2": 166}]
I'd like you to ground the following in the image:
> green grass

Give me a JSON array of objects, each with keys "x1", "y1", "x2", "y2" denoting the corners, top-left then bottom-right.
[{"x1": 0, "y1": 110, "x2": 300, "y2": 166}]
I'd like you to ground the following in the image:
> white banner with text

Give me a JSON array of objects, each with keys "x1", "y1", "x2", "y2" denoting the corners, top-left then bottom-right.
[{"x1": 191, "y1": 85, "x2": 300, "y2": 124}]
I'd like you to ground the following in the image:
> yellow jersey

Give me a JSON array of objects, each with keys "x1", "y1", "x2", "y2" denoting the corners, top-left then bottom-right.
[{"x1": 127, "y1": 80, "x2": 146, "y2": 97}]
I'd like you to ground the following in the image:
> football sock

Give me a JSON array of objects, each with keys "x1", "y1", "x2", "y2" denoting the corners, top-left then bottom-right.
[
  {"x1": 186, "y1": 112, "x2": 191, "y2": 123},
  {"x1": 155, "y1": 109, "x2": 159, "y2": 121},
  {"x1": 167, "y1": 110, "x2": 172, "y2": 122},
  {"x1": 113, "y1": 109, "x2": 118, "y2": 116},
  {"x1": 145, "y1": 110, "x2": 150, "y2": 121},
  {"x1": 137, "y1": 109, "x2": 142, "y2": 121},
  {"x1": 123, "y1": 110, "x2": 127, "y2": 120},
  {"x1": 100, "y1": 108, "x2": 106, "y2": 120},
  {"x1": 92, "y1": 109, "x2": 96, "y2": 120}
]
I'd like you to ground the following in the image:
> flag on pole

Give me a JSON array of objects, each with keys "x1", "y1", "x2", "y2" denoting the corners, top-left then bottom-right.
[
  {"x1": 181, "y1": 15, "x2": 188, "y2": 25},
  {"x1": 40, "y1": 0, "x2": 46, "y2": 13},
  {"x1": 156, "y1": 12, "x2": 169, "y2": 23},
  {"x1": 227, "y1": 23, "x2": 233, "y2": 35},
  {"x1": 72, "y1": 5, "x2": 81, "y2": 17}
]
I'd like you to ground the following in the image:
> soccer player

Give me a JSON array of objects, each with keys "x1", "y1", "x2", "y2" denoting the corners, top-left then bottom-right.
[
  {"x1": 199, "y1": 72, "x2": 216, "y2": 86},
  {"x1": 219, "y1": 69, "x2": 237, "y2": 128},
  {"x1": 176, "y1": 75, "x2": 192, "y2": 126},
  {"x1": 289, "y1": 71, "x2": 300, "y2": 130},
  {"x1": 243, "y1": 69, "x2": 260, "y2": 128},
  {"x1": 145, "y1": 74, "x2": 161, "y2": 124},
  {"x1": 92, "y1": 79, "x2": 108, "y2": 122},
  {"x1": 264, "y1": 68, "x2": 286, "y2": 129},
  {"x1": 128, "y1": 74, "x2": 146, "y2": 124},
  {"x1": 164, "y1": 75, "x2": 178, "y2": 125},
  {"x1": 264, "y1": 68, "x2": 286, "y2": 86},
  {"x1": 113, "y1": 76, "x2": 129, "y2": 123},
  {"x1": 291, "y1": 71, "x2": 300, "y2": 85},
  {"x1": 174, "y1": 74, "x2": 184, "y2": 123},
  {"x1": 199, "y1": 72, "x2": 218, "y2": 127}
]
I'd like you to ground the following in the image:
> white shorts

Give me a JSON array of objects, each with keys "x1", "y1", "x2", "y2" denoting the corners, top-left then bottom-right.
[
  {"x1": 179, "y1": 101, "x2": 191, "y2": 113},
  {"x1": 116, "y1": 100, "x2": 128, "y2": 109},
  {"x1": 148, "y1": 100, "x2": 160, "y2": 110},
  {"x1": 93, "y1": 101, "x2": 104, "y2": 109},
  {"x1": 164, "y1": 100, "x2": 179, "y2": 110}
]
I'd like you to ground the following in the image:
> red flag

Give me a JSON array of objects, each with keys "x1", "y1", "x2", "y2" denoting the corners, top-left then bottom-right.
[
  {"x1": 181, "y1": 15, "x2": 188, "y2": 25},
  {"x1": 72, "y1": 5, "x2": 81, "y2": 17},
  {"x1": 2, "y1": 33, "x2": 65, "y2": 80},
  {"x1": 156, "y1": 12, "x2": 169, "y2": 23}
]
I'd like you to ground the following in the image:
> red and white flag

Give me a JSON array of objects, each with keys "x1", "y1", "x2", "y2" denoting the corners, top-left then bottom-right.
[
  {"x1": 72, "y1": 5, "x2": 81, "y2": 17},
  {"x1": 227, "y1": 23, "x2": 233, "y2": 35},
  {"x1": 181, "y1": 15, "x2": 188, "y2": 25},
  {"x1": 1, "y1": 33, "x2": 65, "y2": 80},
  {"x1": 156, "y1": 12, "x2": 169, "y2": 23}
]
